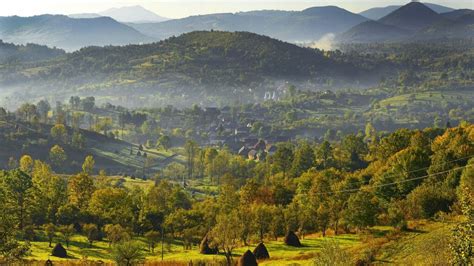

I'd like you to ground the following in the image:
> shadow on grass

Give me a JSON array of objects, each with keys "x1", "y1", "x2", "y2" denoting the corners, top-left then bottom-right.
[{"x1": 404, "y1": 228, "x2": 427, "y2": 233}]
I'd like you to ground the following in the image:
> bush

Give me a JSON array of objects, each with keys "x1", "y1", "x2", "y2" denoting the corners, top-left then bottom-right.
[
  {"x1": 313, "y1": 239, "x2": 352, "y2": 266},
  {"x1": 406, "y1": 183, "x2": 454, "y2": 219},
  {"x1": 112, "y1": 241, "x2": 145, "y2": 266}
]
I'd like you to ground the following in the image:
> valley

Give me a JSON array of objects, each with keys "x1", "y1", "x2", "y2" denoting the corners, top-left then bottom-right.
[{"x1": 0, "y1": 1, "x2": 472, "y2": 266}]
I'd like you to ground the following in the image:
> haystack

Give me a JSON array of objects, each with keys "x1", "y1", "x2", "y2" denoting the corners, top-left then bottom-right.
[
  {"x1": 51, "y1": 243, "x2": 67, "y2": 258},
  {"x1": 199, "y1": 235, "x2": 218, "y2": 255},
  {"x1": 238, "y1": 250, "x2": 258, "y2": 266},
  {"x1": 284, "y1": 231, "x2": 302, "y2": 247},
  {"x1": 253, "y1": 242, "x2": 270, "y2": 259}
]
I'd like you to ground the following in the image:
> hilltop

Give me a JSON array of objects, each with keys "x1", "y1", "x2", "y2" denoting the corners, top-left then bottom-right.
[
  {"x1": 378, "y1": 2, "x2": 447, "y2": 32},
  {"x1": 0, "y1": 31, "x2": 363, "y2": 108},
  {"x1": 360, "y1": 2, "x2": 454, "y2": 20},
  {"x1": 0, "y1": 41, "x2": 65, "y2": 64},
  {"x1": 339, "y1": 2, "x2": 473, "y2": 43}
]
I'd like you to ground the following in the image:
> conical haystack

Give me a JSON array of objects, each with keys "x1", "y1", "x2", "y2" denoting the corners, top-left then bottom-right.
[
  {"x1": 284, "y1": 231, "x2": 302, "y2": 247},
  {"x1": 238, "y1": 250, "x2": 258, "y2": 266},
  {"x1": 51, "y1": 243, "x2": 67, "y2": 258},
  {"x1": 253, "y1": 242, "x2": 270, "y2": 259}
]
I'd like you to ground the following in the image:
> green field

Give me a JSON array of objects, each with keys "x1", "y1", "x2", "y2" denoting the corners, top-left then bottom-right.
[
  {"x1": 378, "y1": 90, "x2": 473, "y2": 108},
  {"x1": 25, "y1": 233, "x2": 360, "y2": 265},
  {"x1": 23, "y1": 219, "x2": 456, "y2": 265}
]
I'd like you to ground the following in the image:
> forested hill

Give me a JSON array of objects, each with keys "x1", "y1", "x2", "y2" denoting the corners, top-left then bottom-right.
[
  {"x1": 0, "y1": 41, "x2": 65, "y2": 64},
  {"x1": 3, "y1": 31, "x2": 359, "y2": 86}
]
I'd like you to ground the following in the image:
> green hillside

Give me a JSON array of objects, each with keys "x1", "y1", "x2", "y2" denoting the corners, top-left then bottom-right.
[{"x1": 0, "y1": 119, "x2": 181, "y2": 175}]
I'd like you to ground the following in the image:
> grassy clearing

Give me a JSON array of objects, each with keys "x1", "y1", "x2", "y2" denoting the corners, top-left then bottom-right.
[
  {"x1": 25, "y1": 232, "x2": 360, "y2": 265},
  {"x1": 23, "y1": 220, "x2": 457, "y2": 265},
  {"x1": 379, "y1": 90, "x2": 473, "y2": 108}
]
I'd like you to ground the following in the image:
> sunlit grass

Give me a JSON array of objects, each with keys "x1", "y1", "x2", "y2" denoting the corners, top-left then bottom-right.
[{"x1": 26, "y1": 232, "x2": 360, "y2": 264}]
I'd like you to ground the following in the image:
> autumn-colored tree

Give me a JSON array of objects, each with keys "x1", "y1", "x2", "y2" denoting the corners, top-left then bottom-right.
[
  {"x1": 43, "y1": 223, "x2": 56, "y2": 247},
  {"x1": 82, "y1": 155, "x2": 95, "y2": 175},
  {"x1": 2, "y1": 169, "x2": 33, "y2": 230},
  {"x1": 19, "y1": 155, "x2": 34, "y2": 174},
  {"x1": 49, "y1": 145, "x2": 67, "y2": 167},
  {"x1": 209, "y1": 211, "x2": 243, "y2": 266},
  {"x1": 68, "y1": 172, "x2": 95, "y2": 210},
  {"x1": 58, "y1": 224, "x2": 75, "y2": 248},
  {"x1": 82, "y1": 223, "x2": 99, "y2": 247},
  {"x1": 50, "y1": 124, "x2": 68, "y2": 143}
]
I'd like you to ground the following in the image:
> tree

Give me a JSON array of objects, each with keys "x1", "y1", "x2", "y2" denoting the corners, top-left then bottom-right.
[
  {"x1": 251, "y1": 203, "x2": 274, "y2": 242},
  {"x1": 68, "y1": 173, "x2": 95, "y2": 210},
  {"x1": 406, "y1": 183, "x2": 452, "y2": 219},
  {"x1": 144, "y1": 231, "x2": 161, "y2": 253},
  {"x1": 30, "y1": 160, "x2": 67, "y2": 225},
  {"x1": 104, "y1": 224, "x2": 130, "y2": 247},
  {"x1": 19, "y1": 155, "x2": 34, "y2": 174},
  {"x1": 0, "y1": 181, "x2": 31, "y2": 261},
  {"x1": 43, "y1": 223, "x2": 56, "y2": 247},
  {"x1": 184, "y1": 140, "x2": 198, "y2": 182},
  {"x1": 341, "y1": 134, "x2": 368, "y2": 170},
  {"x1": 82, "y1": 155, "x2": 95, "y2": 175},
  {"x1": 58, "y1": 224, "x2": 75, "y2": 248},
  {"x1": 82, "y1": 224, "x2": 99, "y2": 247},
  {"x1": 112, "y1": 241, "x2": 145, "y2": 266},
  {"x1": 50, "y1": 124, "x2": 68, "y2": 143},
  {"x1": 2, "y1": 170, "x2": 33, "y2": 230},
  {"x1": 49, "y1": 145, "x2": 67, "y2": 168},
  {"x1": 209, "y1": 211, "x2": 243, "y2": 266},
  {"x1": 272, "y1": 143, "x2": 294, "y2": 178},
  {"x1": 344, "y1": 191, "x2": 377, "y2": 230},
  {"x1": 313, "y1": 239, "x2": 352, "y2": 266},
  {"x1": 88, "y1": 188, "x2": 133, "y2": 226},
  {"x1": 36, "y1": 100, "x2": 51, "y2": 123},
  {"x1": 290, "y1": 141, "x2": 315, "y2": 178},
  {"x1": 449, "y1": 184, "x2": 473, "y2": 265},
  {"x1": 71, "y1": 131, "x2": 85, "y2": 150},
  {"x1": 364, "y1": 122, "x2": 377, "y2": 143},
  {"x1": 16, "y1": 103, "x2": 37, "y2": 122},
  {"x1": 157, "y1": 135, "x2": 171, "y2": 151},
  {"x1": 315, "y1": 141, "x2": 333, "y2": 169}
]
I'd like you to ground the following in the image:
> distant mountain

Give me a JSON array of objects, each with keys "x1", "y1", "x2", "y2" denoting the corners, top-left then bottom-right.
[
  {"x1": 68, "y1": 13, "x2": 102, "y2": 19},
  {"x1": 338, "y1": 21, "x2": 410, "y2": 43},
  {"x1": 415, "y1": 13, "x2": 474, "y2": 40},
  {"x1": 378, "y1": 2, "x2": 447, "y2": 32},
  {"x1": 99, "y1": 5, "x2": 168, "y2": 23},
  {"x1": 339, "y1": 3, "x2": 472, "y2": 43},
  {"x1": 129, "y1": 6, "x2": 368, "y2": 42},
  {"x1": 0, "y1": 15, "x2": 152, "y2": 51},
  {"x1": 441, "y1": 9, "x2": 474, "y2": 20},
  {"x1": 360, "y1": 3, "x2": 455, "y2": 20}
]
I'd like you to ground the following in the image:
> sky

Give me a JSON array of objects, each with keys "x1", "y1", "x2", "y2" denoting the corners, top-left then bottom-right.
[{"x1": 1, "y1": 0, "x2": 472, "y2": 18}]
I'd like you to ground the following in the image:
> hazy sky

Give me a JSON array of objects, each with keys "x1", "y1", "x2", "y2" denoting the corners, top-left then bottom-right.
[{"x1": 1, "y1": 0, "x2": 472, "y2": 18}]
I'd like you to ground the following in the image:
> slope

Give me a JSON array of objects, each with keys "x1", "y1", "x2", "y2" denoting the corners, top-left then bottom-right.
[
  {"x1": 360, "y1": 3, "x2": 455, "y2": 20},
  {"x1": 0, "y1": 40, "x2": 65, "y2": 63},
  {"x1": 0, "y1": 15, "x2": 152, "y2": 51},
  {"x1": 338, "y1": 20, "x2": 410, "y2": 43},
  {"x1": 378, "y1": 2, "x2": 447, "y2": 32}
]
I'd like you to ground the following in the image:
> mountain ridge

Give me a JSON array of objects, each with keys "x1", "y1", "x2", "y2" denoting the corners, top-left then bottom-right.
[
  {"x1": 339, "y1": 2, "x2": 472, "y2": 43},
  {"x1": 0, "y1": 14, "x2": 152, "y2": 51},
  {"x1": 69, "y1": 5, "x2": 168, "y2": 23},
  {"x1": 128, "y1": 6, "x2": 369, "y2": 43},
  {"x1": 360, "y1": 2, "x2": 455, "y2": 20}
]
